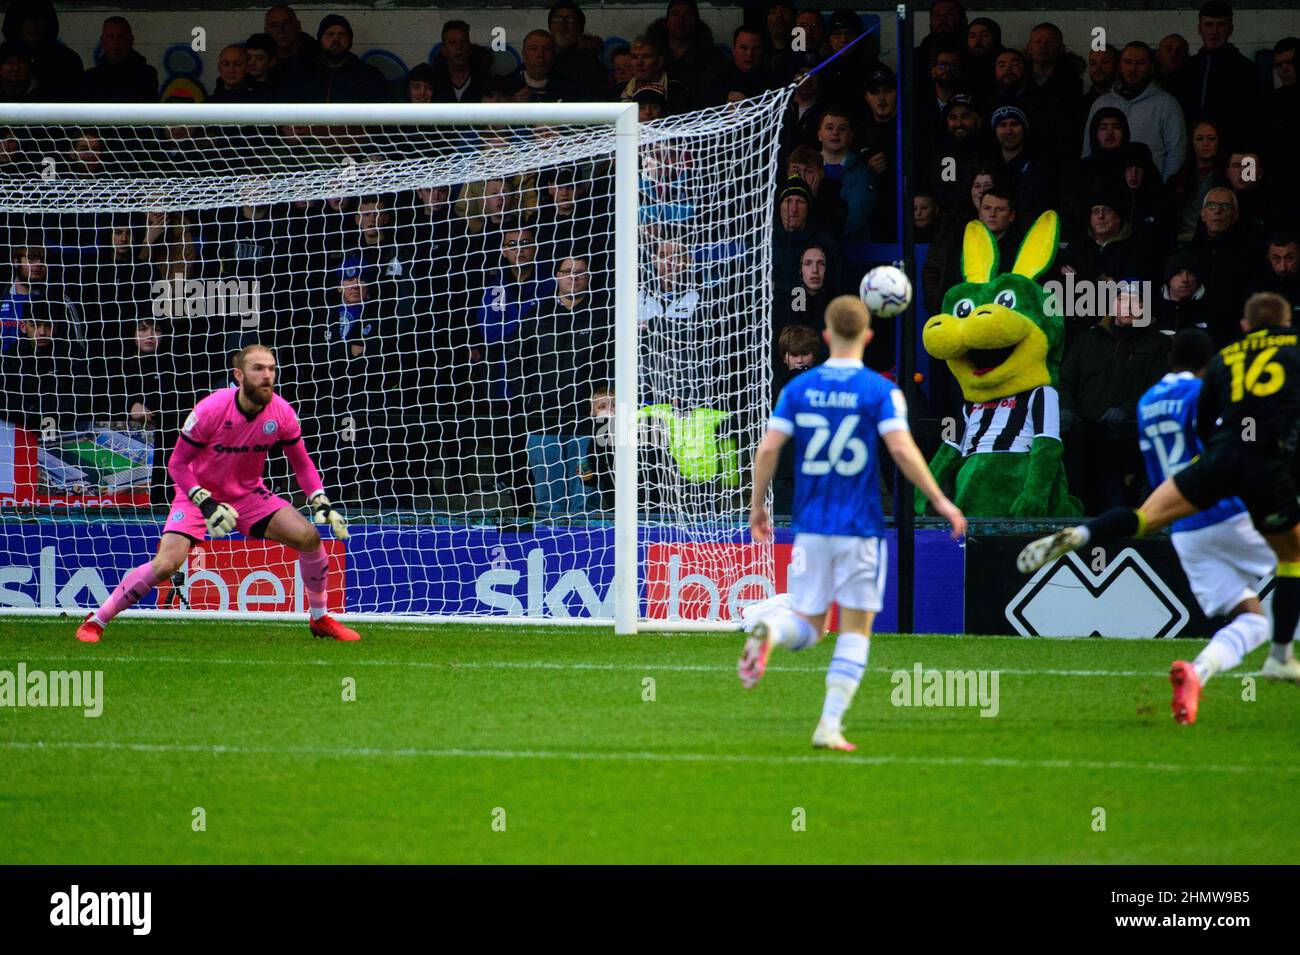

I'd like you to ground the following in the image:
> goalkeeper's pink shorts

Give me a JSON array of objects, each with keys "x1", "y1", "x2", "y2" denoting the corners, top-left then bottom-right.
[{"x1": 162, "y1": 485, "x2": 294, "y2": 542}]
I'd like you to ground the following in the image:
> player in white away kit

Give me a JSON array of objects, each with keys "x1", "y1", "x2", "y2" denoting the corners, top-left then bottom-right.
[
  {"x1": 76, "y1": 344, "x2": 359, "y2": 643},
  {"x1": 1137, "y1": 330, "x2": 1274, "y2": 724},
  {"x1": 741, "y1": 296, "x2": 966, "y2": 750}
]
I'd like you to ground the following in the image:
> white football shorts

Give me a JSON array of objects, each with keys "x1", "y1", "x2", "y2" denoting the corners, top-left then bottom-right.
[
  {"x1": 788, "y1": 532, "x2": 888, "y2": 615},
  {"x1": 1171, "y1": 511, "x2": 1275, "y2": 618}
]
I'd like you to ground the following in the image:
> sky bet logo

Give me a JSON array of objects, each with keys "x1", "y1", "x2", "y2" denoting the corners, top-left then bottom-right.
[{"x1": 49, "y1": 885, "x2": 151, "y2": 935}]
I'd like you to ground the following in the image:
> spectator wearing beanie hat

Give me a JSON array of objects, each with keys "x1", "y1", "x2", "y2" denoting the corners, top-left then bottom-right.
[
  {"x1": 277, "y1": 13, "x2": 390, "y2": 102},
  {"x1": 772, "y1": 176, "x2": 841, "y2": 299},
  {"x1": 991, "y1": 103, "x2": 1058, "y2": 221},
  {"x1": 1153, "y1": 250, "x2": 1211, "y2": 334}
]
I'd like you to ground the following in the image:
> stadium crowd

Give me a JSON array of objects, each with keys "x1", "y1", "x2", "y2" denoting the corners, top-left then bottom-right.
[{"x1": 0, "y1": 0, "x2": 1298, "y2": 518}]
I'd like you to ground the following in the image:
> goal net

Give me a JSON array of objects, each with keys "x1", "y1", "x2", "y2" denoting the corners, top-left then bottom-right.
[{"x1": 0, "y1": 95, "x2": 788, "y2": 629}]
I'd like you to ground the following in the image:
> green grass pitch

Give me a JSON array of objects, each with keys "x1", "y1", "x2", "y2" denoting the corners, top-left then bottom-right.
[{"x1": 1, "y1": 618, "x2": 1296, "y2": 864}]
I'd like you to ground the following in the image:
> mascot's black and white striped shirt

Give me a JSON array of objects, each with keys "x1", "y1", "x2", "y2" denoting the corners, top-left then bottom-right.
[{"x1": 947, "y1": 386, "x2": 1062, "y2": 455}]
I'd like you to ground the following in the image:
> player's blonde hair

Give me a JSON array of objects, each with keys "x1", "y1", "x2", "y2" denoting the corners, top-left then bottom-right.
[
  {"x1": 233, "y1": 343, "x2": 275, "y2": 371},
  {"x1": 825, "y1": 295, "x2": 872, "y2": 342},
  {"x1": 1243, "y1": 292, "x2": 1292, "y2": 331}
]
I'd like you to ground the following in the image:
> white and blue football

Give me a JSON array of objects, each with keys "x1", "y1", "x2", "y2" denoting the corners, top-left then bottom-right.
[{"x1": 858, "y1": 265, "x2": 913, "y2": 319}]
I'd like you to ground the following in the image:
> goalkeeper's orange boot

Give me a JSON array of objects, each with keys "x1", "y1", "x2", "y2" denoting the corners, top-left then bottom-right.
[
  {"x1": 310, "y1": 614, "x2": 361, "y2": 642},
  {"x1": 75, "y1": 613, "x2": 103, "y2": 644},
  {"x1": 1170, "y1": 660, "x2": 1201, "y2": 725}
]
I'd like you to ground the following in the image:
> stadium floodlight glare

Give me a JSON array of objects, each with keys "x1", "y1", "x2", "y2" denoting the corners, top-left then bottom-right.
[{"x1": 0, "y1": 94, "x2": 789, "y2": 633}]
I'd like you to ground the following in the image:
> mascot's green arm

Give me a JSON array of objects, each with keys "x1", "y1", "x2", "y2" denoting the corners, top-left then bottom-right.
[
  {"x1": 1009, "y1": 436, "x2": 1064, "y2": 518},
  {"x1": 915, "y1": 442, "x2": 963, "y2": 516}
]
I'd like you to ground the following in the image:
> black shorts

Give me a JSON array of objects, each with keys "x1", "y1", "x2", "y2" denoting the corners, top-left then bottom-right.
[{"x1": 1174, "y1": 441, "x2": 1300, "y2": 534}]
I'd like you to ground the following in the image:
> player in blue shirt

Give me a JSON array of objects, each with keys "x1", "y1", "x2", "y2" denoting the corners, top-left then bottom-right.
[
  {"x1": 741, "y1": 295, "x2": 966, "y2": 750},
  {"x1": 1135, "y1": 329, "x2": 1275, "y2": 723}
]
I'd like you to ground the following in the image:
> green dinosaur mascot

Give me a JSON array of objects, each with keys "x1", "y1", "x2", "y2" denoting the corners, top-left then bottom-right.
[{"x1": 916, "y1": 209, "x2": 1081, "y2": 518}]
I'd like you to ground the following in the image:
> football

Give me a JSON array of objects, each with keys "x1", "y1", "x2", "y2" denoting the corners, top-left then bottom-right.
[{"x1": 858, "y1": 265, "x2": 913, "y2": 318}]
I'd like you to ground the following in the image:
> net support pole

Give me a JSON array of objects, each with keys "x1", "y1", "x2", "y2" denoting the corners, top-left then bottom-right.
[
  {"x1": 896, "y1": 2, "x2": 917, "y2": 635},
  {"x1": 612, "y1": 103, "x2": 640, "y2": 635}
]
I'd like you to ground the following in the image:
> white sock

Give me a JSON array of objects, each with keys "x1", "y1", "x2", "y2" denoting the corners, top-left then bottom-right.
[
  {"x1": 764, "y1": 610, "x2": 819, "y2": 651},
  {"x1": 820, "y1": 632, "x2": 869, "y2": 731},
  {"x1": 309, "y1": 606, "x2": 328, "y2": 621},
  {"x1": 1194, "y1": 612, "x2": 1269, "y2": 683},
  {"x1": 90, "y1": 612, "x2": 107, "y2": 627}
]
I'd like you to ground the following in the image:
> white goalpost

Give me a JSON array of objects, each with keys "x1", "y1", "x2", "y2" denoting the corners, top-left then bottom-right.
[{"x1": 0, "y1": 94, "x2": 788, "y2": 633}]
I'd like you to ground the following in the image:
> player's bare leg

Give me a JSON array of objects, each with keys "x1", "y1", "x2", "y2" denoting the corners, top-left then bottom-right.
[
  {"x1": 1260, "y1": 525, "x2": 1300, "y2": 682},
  {"x1": 810, "y1": 606, "x2": 872, "y2": 751},
  {"x1": 262, "y1": 507, "x2": 359, "y2": 642},
  {"x1": 739, "y1": 605, "x2": 824, "y2": 689},
  {"x1": 1018, "y1": 477, "x2": 1199, "y2": 574},
  {"x1": 77, "y1": 533, "x2": 192, "y2": 643}
]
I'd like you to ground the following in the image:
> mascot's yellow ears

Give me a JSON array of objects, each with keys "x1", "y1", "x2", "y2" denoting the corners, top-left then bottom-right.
[{"x1": 960, "y1": 209, "x2": 1060, "y2": 284}]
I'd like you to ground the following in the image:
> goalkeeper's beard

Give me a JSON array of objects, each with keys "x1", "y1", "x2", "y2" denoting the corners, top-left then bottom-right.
[{"x1": 242, "y1": 380, "x2": 274, "y2": 408}]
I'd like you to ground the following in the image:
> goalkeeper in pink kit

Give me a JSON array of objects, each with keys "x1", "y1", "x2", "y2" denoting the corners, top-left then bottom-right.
[{"x1": 77, "y1": 344, "x2": 360, "y2": 643}]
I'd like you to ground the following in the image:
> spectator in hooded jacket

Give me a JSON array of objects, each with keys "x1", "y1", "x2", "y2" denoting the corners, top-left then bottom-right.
[
  {"x1": 82, "y1": 17, "x2": 158, "y2": 102},
  {"x1": 1082, "y1": 41, "x2": 1186, "y2": 183},
  {"x1": 1117, "y1": 142, "x2": 1175, "y2": 260},
  {"x1": 1153, "y1": 251, "x2": 1212, "y2": 335},
  {"x1": 771, "y1": 177, "x2": 840, "y2": 298}
]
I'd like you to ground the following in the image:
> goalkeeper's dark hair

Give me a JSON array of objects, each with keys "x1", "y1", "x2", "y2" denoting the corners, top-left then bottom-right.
[{"x1": 1168, "y1": 328, "x2": 1215, "y2": 373}]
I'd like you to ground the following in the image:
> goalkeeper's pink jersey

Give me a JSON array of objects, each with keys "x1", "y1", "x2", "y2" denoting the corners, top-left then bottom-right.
[{"x1": 171, "y1": 387, "x2": 323, "y2": 502}]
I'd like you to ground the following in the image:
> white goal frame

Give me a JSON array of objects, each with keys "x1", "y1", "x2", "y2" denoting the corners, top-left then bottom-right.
[{"x1": 0, "y1": 102, "x2": 672, "y2": 632}]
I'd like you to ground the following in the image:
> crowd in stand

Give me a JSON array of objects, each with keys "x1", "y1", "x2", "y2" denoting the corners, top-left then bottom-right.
[{"x1": 0, "y1": 0, "x2": 1298, "y2": 518}]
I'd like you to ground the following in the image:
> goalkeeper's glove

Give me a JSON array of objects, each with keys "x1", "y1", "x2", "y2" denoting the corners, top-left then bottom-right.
[
  {"x1": 189, "y1": 487, "x2": 238, "y2": 538},
  {"x1": 309, "y1": 492, "x2": 349, "y2": 540}
]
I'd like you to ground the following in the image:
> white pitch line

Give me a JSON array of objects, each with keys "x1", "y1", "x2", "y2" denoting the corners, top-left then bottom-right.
[
  {"x1": 0, "y1": 618, "x2": 1164, "y2": 641},
  {"x1": 0, "y1": 738, "x2": 1291, "y2": 776},
  {"x1": 6, "y1": 654, "x2": 1167, "y2": 678}
]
